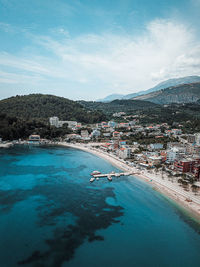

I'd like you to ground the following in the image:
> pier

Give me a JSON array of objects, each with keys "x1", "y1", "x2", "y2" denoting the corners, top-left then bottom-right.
[{"x1": 90, "y1": 171, "x2": 139, "y2": 182}]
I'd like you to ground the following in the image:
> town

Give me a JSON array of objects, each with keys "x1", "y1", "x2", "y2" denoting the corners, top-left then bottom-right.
[
  {"x1": 48, "y1": 115, "x2": 200, "y2": 184},
  {"x1": 2, "y1": 111, "x2": 199, "y2": 193}
]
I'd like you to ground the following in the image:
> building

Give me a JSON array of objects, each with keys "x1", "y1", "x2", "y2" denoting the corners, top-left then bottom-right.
[
  {"x1": 166, "y1": 147, "x2": 180, "y2": 163},
  {"x1": 195, "y1": 133, "x2": 200, "y2": 145},
  {"x1": 49, "y1": 117, "x2": 77, "y2": 128},
  {"x1": 66, "y1": 121, "x2": 78, "y2": 128},
  {"x1": 28, "y1": 135, "x2": 40, "y2": 144},
  {"x1": 91, "y1": 129, "x2": 101, "y2": 138},
  {"x1": 118, "y1": 147, "x2": 131, "y2": 159},
  {"x1": 108, "y1": 121, "x2": 116, "y2": 128},
  {"x1": 174, "y1": 159, "x2": 194, "y2": 173},
  {"x1": 65, "y1": 134, "x2": 81, "y2": 141},
  {"x1": 194, "y1": 165, "x2": 200, "y2": 179},
  {"x1": 81, "y1": 130, "x2": 89, "y2": 138},
  {"x1": 172, "y1": 129, "x2": 182, "y2": 135},
  {"x1": 149, "y1": 143, "x2": 163, "y2": 150},
  {"x1": 112, "y1": 131, "x2": 121, "y2": 139},
  {"x1": 148, "y1": 156, "x2": 162, "y2": 166},
  {"x1": 103, "y1": 133, "x2": 111, "y2": 137},
  {"x1": 188, "y1": 134, "x2": 195, "y2": 144},
  {"x1": 49, "y1": 116, "x2": 59, "y2": 127},
  {"x1": 113, "y1": 112, "x2": 126, "y2": 117}
]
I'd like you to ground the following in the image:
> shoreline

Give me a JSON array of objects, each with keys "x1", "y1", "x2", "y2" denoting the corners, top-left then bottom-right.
[{"x1": 58, "y1": 142, "x2": 200, "y2": 221}]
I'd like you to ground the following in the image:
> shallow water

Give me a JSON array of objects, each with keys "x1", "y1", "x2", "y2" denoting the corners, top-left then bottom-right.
[{"x1": 0, "y1": 145, "x2": 200, "y2": 266}]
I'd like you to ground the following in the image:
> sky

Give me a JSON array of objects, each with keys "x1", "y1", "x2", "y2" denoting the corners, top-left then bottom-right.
[{"x1": 0, "y1": 0, "x2": 200, "y2": 100}]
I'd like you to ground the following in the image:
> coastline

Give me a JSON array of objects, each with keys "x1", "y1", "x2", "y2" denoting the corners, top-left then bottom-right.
[{"x1": 58, "y1": 142, "x2": 200, "y2": 221}]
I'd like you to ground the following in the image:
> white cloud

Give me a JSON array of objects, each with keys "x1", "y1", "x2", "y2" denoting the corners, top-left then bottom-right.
[{"x1": 0, "y1": 19, "x2": 200, "y2": 100}]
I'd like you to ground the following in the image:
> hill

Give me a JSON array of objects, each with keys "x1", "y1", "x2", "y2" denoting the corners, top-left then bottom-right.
[
  {"x1": 79, "y1": 99, "x2": 159, "y2": 115},
  {"x1": 97, "y1": 94, "x2": 124, "y2": 102},
  {"x1": 0, "y1": 94, "x2": 106, "y2": 124},
  {"x1": 98, "y1": 76, "x2": 200, "y2": 102},
  {"x1": 133, "y1": 82, "x2": 200, "y2": 104}
]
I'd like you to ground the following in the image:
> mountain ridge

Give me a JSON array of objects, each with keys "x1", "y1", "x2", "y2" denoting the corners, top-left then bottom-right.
[
  {"x1": 98, "y1": 76, "x2": 200, "y2": 102},
  {"x1": 132, "y1": 82, "x2": 200, "y2": 104}
]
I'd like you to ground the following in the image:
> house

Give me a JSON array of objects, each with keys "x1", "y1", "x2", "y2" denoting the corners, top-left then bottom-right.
[
  {"x1": 172, "y1": 129, "x2": 182, "y2": 135},
  {"x1": 108, "y1": 121, "x2": 116, "y2": 128},
  {"x1": 148, "y1": 156, "x2": 162, "y2": 166},
  {"x1": 113, "y1": 131, "x2": 121, "y2": 139},
  {"x1": 65, "y1": 121, "x2": 78, "y2": 128},
  {"x1": 149, "y1": 143, "x2": 163, "y2": 150},
  {"x1": 91, "y1": 129, "x2": 101, "y2": 138},
  {"x1": 81, "y1": 130, "x2": 89, "y2": 138},
  {"x1": 103, "y1": 133, "x2": 111, "y2": 137},
  {"x1": 119, "y1": 140, "x2": 126, "y2": 146},
  {"x1": 65, "y1": 134, "x2": 81, "y2": 140},
  {"x1": 28, "y1": 135, "x2": 40, "y2": 143}
]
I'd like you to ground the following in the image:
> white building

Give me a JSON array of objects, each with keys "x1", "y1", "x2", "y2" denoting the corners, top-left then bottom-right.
[
  {"x1": 166, "y1": 147, "x2": 185, "y2": 163},
  {"x1": 195, "y1": 133, "x2": 200, "y2": 146},
  {"x1": 49, "y1": 117, "x2": 59, "y2": 127},
  {"x1": 149, "y1": 143, "x2": 163, "y2": 150},
  {"x1": 118, "y1": 147, "x2": 132, "y2": 159},
  {"x1": 91, "y1": 129, "x2": 101, "y2": 138},
  {"x1": 81, "y1": 130, "x2": 89, "y2": 138},
  {"x1": 49, "y1": 117, "x2": 77, "y2": 128}
]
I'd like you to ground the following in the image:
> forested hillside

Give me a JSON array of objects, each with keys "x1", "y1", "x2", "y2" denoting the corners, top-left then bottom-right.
[
  {"x1": 79, "y1": 99, "x2": 159, "y2": 115},
  {"x1": 0, "y1": 94, "x2": 107, "y2": 123}
]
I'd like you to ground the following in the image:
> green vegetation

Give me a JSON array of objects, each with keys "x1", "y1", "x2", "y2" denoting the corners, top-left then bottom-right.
[
  {"x1": 0, "y1": 113, "x2": 73, "y2": 140},
  {"x1": 0, "y1": 94, "x2": 107, "y2": 123},
  {"x1": 125, "y1": 132, "x2": 177, "y2": 148},
  {"x1": 139, "y1": 102, "x2": 200, "y2": 133},
  {"x1": 134, "y1": 82, "x2": 200, "y2": 104},
  {"x1": 79, "y1": 99, "x2": 159, "y2": 116}
]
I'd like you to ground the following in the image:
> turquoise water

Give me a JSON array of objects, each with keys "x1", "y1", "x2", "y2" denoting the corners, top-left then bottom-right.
[{"x1": 1, "y1": 146, "x2": 200, "y2": 267}]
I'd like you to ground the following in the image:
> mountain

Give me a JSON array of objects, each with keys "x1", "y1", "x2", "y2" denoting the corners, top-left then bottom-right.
[
  {"x1": 98, "y1": 76, "x2": 200, "y2": 102},
  {"x1": 0, "y1": 94, "x2": 107, "y2": 123},
  {"x1": 79, "y1": 99, "x2": 159, "y2": 115},
  {"x1": 132, "y1": 82, "x2": 200, "y2": 104},
  {"x1": 97, "y1": 94, "x2": 124, "y2": 102}
]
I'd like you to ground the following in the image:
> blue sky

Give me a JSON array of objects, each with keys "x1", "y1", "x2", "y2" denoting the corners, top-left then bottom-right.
[{"x1": 0, "y1": 0, "x2": 200, "y2": 100}]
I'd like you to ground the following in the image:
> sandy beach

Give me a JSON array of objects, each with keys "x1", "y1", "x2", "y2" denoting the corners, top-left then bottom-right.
[{"x1": 58, "y1": 142, "x2": 200, "y2": 220}]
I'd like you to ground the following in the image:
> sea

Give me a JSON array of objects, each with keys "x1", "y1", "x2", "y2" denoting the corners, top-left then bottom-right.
[{"x1": 1, "y1": 145, "x2": 200, "y2": 267}]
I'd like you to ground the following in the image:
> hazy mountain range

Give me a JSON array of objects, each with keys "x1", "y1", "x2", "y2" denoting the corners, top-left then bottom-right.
[
  {"x1": 98, "y1": 76, "x2": 200, "y2": 102},
  {"x1": 133, "y1": 82, "x2": 200, "y2": 104}
]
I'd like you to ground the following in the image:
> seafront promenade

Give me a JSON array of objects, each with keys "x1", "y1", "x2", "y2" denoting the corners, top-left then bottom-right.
[{"x1": 59, "y1": 142, "x2": 200, "y2": 218}]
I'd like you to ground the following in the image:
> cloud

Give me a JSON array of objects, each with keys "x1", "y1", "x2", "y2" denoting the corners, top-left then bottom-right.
[{"x1": 0, "y1": 19, "x2": 199, "y2": 100}]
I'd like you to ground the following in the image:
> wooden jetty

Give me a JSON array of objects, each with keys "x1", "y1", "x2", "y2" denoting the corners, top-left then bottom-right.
[{"x1": 90, "y1": 171, "x2": 139, "y2": 182}]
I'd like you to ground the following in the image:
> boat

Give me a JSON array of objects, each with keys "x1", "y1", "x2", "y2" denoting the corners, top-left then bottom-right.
[
  {"x1": 91, "y1": 170, "x2": 101, "y2": 176},
  {"x1": 115, "y1": 173, "x2": 121, "y2": 177},
  {"x1": 107, "y1": 175, "x2": 112, "y2": 181},
  {"x1": 96, "y1": 178, "x2": 99, "y2": 181},
  {"x1": 90, "y1": 177, "x2": 95, "y2": 182}
]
